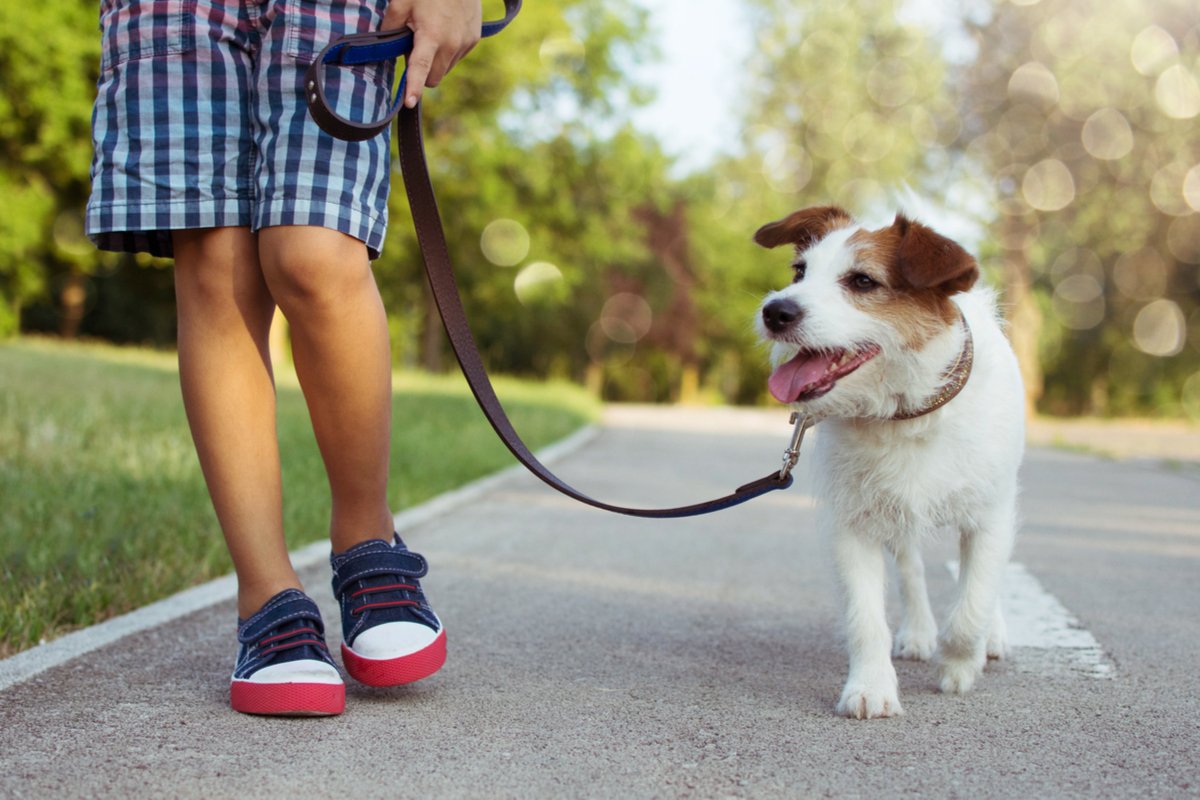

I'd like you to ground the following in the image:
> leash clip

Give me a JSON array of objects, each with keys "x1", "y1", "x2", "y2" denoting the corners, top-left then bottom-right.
[{"x1": 780, "y1": 411, "x2": 814, "y2": 481}]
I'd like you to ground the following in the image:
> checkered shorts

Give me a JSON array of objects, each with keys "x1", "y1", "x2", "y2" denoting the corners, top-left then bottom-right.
[{"x1": 86, "y1": 0, "x2": 395, "y2": 259}]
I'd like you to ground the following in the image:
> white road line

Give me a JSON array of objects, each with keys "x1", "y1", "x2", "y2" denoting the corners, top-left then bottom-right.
[
  {"x1": 0, "y1": 426, "x2": 599, "y2": 693},
  {"x1": 948, "y1": 561, "x2": 1116, "y2": 679}
]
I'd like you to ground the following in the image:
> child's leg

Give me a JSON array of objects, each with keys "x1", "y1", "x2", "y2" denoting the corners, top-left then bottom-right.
[
  {"x1": 257, "y1": 225, "x2": 395, "y2": 553},
  {"x1": 173, "y1": 227, "x2": 302, "y2": 618}
]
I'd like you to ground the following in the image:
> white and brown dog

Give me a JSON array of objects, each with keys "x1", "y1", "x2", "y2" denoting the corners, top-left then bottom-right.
[{"x1": 754, "y1": 206, "x2": 1024, "y2": 719}]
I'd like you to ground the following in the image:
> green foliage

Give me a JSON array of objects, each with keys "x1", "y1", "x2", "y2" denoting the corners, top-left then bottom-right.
[
  {"x1": 962, "y1": 0, "x2": 1200, "y2": 416},
  {"x1": 0, "y1": 337, "x2": 596, "y2": 656},
  {"x1": 0, "y1": 0, "x2": 103, "y2": 336},
  {"x1": 4, "y1": 0, "x2": 1198, "y2": 416}
]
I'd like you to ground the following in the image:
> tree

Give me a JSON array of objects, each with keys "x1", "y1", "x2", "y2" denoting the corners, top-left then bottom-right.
[
  {"x1": 961, "y1": 0, "x2": 1200, "y2": 416},
  {"x1": 0, "y1": 1, "x2": 104, "y2": 337},
  {"x1": 674, "y1": 0, "x2": 965, "y2": 403},
  {"x1": 375, "y1": 0, "x2": 685, "y2": 394}
]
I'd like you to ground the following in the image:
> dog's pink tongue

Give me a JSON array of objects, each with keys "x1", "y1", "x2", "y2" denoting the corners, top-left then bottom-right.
[{"x1": 768, "y1": 352, "x2": 834, "y2": 403}]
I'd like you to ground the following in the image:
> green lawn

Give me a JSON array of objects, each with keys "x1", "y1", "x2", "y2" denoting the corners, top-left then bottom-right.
[{"x1": 0, "y1": 337, "x2": 598, "y2": 657}]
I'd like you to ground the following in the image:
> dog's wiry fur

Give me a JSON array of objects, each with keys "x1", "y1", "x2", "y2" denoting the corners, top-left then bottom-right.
[{"x1": 755, "y1": 206, "x2": 1025, "y2": 719}]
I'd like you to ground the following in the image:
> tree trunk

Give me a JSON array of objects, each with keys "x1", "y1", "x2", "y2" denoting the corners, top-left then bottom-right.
[{"x1": 58, "y1": 272, "x2": 87, "y2": 339}]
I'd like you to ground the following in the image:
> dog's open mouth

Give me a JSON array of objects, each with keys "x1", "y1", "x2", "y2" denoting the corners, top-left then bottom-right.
[{"x1": 768, "y1": 344, "x2": 881, "y2": 404}]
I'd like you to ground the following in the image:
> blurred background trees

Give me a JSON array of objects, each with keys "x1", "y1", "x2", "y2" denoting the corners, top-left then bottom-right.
[{"x1": 1, "y1": 0, "x2": 1197, "y2": 418}]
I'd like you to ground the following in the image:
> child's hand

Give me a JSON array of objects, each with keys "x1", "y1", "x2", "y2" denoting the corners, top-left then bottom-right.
[{"x1": 383, "y1": 0, "x2": 482, "y2": 108}]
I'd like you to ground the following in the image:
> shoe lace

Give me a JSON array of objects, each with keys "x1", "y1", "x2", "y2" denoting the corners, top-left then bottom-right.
[
  {"x1": 255, "y1": 620, "x2": 327, "y2": 658},
  {"x1": 347, "y1": 582, "x2": 422, "y2": 616}
]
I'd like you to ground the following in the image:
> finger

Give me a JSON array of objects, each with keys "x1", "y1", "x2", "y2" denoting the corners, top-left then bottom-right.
[{"x1": 404, "y1": 36, "x2": 439, "y2": 107}]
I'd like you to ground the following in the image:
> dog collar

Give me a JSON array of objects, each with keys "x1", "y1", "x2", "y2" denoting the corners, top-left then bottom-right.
[{"x1": 890, "y1": 312, "x2": 974, "y2": 421}]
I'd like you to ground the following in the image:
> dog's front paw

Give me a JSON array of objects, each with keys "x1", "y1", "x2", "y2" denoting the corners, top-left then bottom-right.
[
  {"x1": 837, "y1": 681, "x2": 904, "y2": 719},
  {"x1": 938, "y1": 656, "x2": 982, "y2": 694},
  {"x1": 893, "y1": 626, "x2": 937, "y2": 661}
]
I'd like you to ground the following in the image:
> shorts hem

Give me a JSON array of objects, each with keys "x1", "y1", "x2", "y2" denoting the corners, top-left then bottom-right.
[
  {"x1": 253, "y1": 197, "x2": 387, "y2": 260},
  {"x1": 85, "y1": 197, "x2": 254, "y2": 258}
]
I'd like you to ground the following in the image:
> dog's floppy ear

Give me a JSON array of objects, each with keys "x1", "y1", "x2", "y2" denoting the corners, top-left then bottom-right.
[
  {"x1": 754, "y1": 206, "x2": 852, "y2": 251},
  {"x1": 893, "y1": 214, "x2": 978, "y2": 294}
]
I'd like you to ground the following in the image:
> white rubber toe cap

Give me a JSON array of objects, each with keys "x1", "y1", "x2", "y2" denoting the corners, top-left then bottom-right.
[
  {"x1": 351, "y1": 621, "x2": 440, "y2": 659},
  {"x1": 239, "y1": 659, "x2": 343, "y2": 685}
]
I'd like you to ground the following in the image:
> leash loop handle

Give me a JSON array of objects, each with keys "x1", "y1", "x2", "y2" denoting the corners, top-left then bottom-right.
[{"x1": 305, "y1": 0, "x2": 522, "y2": 141}]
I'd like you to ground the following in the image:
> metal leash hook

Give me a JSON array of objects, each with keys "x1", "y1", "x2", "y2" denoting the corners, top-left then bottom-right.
[{"x1": 780, "y1": 412, "x2": 815, "y2": 480}]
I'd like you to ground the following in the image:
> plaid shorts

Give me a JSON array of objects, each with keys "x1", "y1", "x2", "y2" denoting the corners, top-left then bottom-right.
[{"x1": 86, "y1": 0, "x2": 395, "y2": 259}]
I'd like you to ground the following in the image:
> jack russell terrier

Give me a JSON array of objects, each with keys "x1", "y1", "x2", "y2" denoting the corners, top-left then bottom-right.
[{"x1": 755, "y1": 206, "x2": 1024, "y2": 719}]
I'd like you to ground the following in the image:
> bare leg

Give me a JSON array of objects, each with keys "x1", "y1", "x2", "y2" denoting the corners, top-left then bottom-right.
[
  {"x1": 832, "y1": 523, "x2": 902, "y2": 719},
  {"x1": 889, "y1": 541, "x2": 938, "y2": 661},
  {"x1": 173, "y1": 227, "x2": 301, "y2": 618},
  {"x1": 257, "y1": 226, "x2": 394, "y2": 553}
]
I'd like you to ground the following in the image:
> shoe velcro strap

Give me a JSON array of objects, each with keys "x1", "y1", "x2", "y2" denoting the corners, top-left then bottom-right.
[
  {"x1": 238, "y1": 595, "x2": 325, "y2": 644},
  {"x1": 333, "y1": 550, "x2": 428, "y2": 597}
]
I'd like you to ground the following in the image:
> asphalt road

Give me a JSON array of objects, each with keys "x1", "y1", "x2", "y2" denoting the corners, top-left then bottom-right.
[{"x1": 1, "y1": 406, "x2": 1198, "y2": 799}]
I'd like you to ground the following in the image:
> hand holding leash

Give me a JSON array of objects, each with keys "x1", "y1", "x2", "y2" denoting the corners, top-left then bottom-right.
[
  {"x1": 383, "y1": 0, "x2": 483, "y2": 108},
  {"x1": 305, "y1": 0, "x2": 521, "y2": 141}
]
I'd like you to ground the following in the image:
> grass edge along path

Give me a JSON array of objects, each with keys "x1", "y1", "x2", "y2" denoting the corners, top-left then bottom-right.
[{"x1": 0, "y1": 337, "x2": 598, "y2": 658}]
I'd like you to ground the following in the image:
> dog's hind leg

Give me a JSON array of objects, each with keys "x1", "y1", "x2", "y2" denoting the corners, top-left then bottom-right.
[
  {"x1": 832, "y1": 527, "x2": 903, "y2": 719},
  {"x1": 889, "y1": 541, "x2": 937, "y2": 661},
  {"x1": 938, "y1": 504, "x2": 1016, "y2": 694},
  {"x1": 986, "y1": 605, "x2": 1009, "y2": 660}
]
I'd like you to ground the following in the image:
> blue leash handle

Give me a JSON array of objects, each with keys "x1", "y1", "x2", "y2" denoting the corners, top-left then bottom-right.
[{"x1": 305, "y1": 0, "x2": 522, "y2": 142}]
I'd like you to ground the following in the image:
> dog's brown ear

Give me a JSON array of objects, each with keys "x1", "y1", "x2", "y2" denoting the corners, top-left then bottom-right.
[
  {"x1": 754, "y1": 206, "x2": 852, "y2": 251},
  {"x1": 893, "y1": 214, "x2": 978, "y2": 294}
]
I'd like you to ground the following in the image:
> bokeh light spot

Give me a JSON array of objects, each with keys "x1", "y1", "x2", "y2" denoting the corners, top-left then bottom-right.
[
  {"x1": 1113, "y1": 248, "x2": 1168, "y2": 301},
  {"x1": 513, "y1": 261, "x2": 564, "y2": 305},
  {"x1": 1081, "y1": 108, "x2": 1133, "y2": 161},
  {"x1": 1183, "y1": 164, "x2": 1200, "y2": 212},
  {"x1": 480, "y1": 218, "x2": 530, "y2": 267},
  {"x1": 1007, "y1": 62, "x2": 1059, "y2": 106},
  {"x1": 1132, "y1": 299, "x2": 1186, "y2": 357},
  {"x1": 1022, "y1": 159, "x2": 1075, "y2": 211},
  {"x1": 1150, "y1": 162, "x2": 1194, "y2": 217},
  {"x1": 1155, "y1": 65, "x2": 1200, "y2": 120},
  {"x1": 1052, "y1": 275, "x2": 1105, "y2": 331},
  {"x1": 1049, "y1": 248, "x2": 1103, "y2": 285},
  {"x1": 1167, "y1": 216, "x2": 1200, "y2": 264},
  {"x1": 599, "y1": 292, "x2": 653, "y2": 344},
  {"x1": 1130, "y1": 26, "x2": 1179, "y2": 77}
]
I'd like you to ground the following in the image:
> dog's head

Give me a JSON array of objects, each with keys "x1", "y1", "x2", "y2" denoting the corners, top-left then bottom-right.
[{"x1": 754, "y1": 206, "x2": 978, "y2": 419}]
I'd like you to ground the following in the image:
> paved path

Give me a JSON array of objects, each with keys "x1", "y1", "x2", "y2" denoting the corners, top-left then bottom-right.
[{"x1": 1, "y1": 406, "x2": 1198, "y2": 798}]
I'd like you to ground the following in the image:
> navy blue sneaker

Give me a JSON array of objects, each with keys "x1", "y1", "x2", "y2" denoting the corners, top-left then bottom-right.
[
  {"x1": 230, "y1": 589, "x2": 345, "y2": 716},
  {"x1": 330, "y1": 535, "x2": 446, "y2": 686}
]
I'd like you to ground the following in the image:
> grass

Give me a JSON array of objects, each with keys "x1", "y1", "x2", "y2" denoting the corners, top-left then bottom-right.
[{"x1": 0, "y1": 337, "x2": 598, "y2": 657}]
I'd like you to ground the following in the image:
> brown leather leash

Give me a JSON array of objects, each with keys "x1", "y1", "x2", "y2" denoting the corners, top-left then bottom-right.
[{"x1": 305, "y1": 1, "x2": 802, "y2": 517}]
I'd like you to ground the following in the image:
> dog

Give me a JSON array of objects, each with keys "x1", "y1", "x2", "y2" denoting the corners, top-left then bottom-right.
[{"x1": 754, "y1": 206, "x2": 1025, "y2": 719}]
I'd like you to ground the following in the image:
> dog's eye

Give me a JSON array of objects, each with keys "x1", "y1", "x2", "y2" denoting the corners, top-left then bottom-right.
[
  {"x1": 791, "y1": 260, "x2": 807, "y2": 283},
  {"x1": 848, "y1": 273, "x2": 879, "y2": 292}
]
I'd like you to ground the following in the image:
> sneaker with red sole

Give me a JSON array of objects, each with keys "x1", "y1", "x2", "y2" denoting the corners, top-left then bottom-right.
[
  {"x1": 330, "y1": 535, "x2": 446, "y2": 687},
  {"x1": 230, "y1": 589, "x2": 345, "y2": 716}
]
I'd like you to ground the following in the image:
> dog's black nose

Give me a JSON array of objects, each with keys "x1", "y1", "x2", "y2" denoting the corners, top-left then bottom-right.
[{"x1": 762, "y1": 298, "x2": 803, "y2": 333}]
